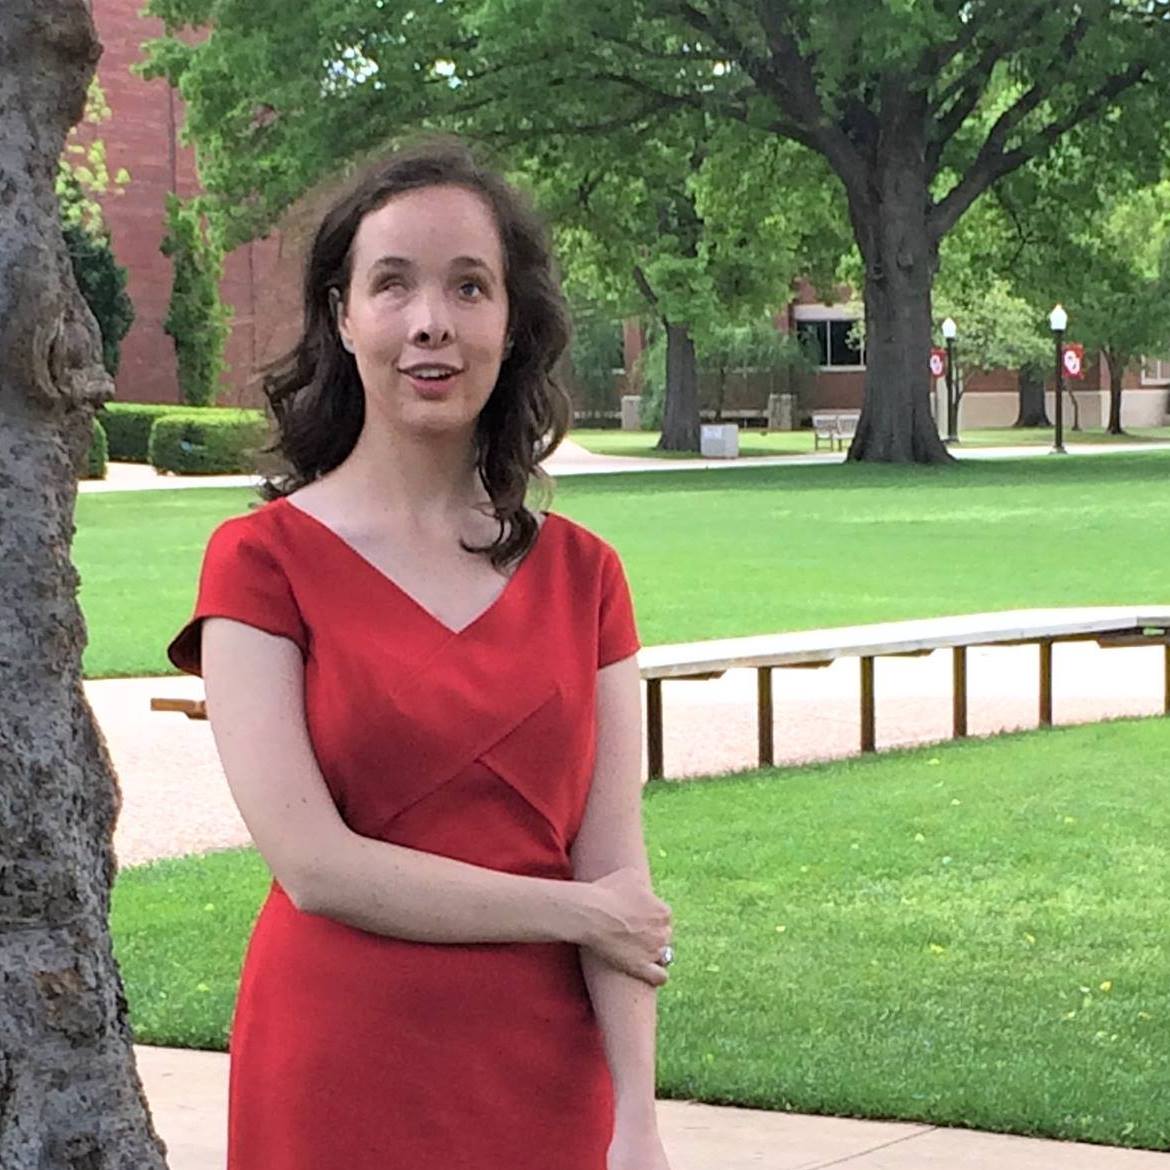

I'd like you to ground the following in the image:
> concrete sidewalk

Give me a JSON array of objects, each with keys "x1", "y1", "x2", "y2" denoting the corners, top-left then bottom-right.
[
  {"x1": 137, "y1": 1045, "x2": 1170, "y2": 1169},
  {"x1": 78, "y1": 435, "x2": 1170, "y2": 493}
]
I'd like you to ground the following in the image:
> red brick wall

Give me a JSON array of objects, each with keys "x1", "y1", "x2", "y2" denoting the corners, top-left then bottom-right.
[{"x1": 88, "y1": 0, "x2": 299, "y2": 408}]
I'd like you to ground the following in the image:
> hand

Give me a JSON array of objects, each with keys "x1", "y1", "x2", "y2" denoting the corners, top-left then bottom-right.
[
  {"x1": 580, "y1": 867, "x2": 673, "y2": 987},
  {"x1": 608, "y1": 1122, "x2": 672, "y2": 1170}
]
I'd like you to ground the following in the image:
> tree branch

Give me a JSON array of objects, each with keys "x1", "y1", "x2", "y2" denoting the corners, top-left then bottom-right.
[
  {"x1": 747, "y1": 1, "x2": 870, "y2": 207},
  {"x1": 473, "y1": 96, "x2": 687, "y2": 141},
  {"x1": 587, "y1": 31, "x2": 729, "y2": 64},
  {"x1": 927, "y1": 5, "x2": 1091, "y2": 172},
  {"x1": 632, "y1": 263, "x2": 664, "y2": 321},
  {"x1": 930, "y1": 60, "x2": 1151, "y2": 240}
]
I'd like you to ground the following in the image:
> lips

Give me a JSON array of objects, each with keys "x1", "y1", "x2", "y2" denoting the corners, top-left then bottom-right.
[{"x1": 402, "y1": 368, "x2": 462, "y2": 397}]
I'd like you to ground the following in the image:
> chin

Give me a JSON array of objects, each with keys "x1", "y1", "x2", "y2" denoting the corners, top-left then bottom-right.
[{"x1": 399, "y1": 407, "x2": 480, "y2": 437}]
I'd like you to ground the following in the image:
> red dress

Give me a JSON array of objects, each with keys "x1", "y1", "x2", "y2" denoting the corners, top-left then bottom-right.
[{"x1": 167, "y1": 498, "x2": 641, "y2": 1170}]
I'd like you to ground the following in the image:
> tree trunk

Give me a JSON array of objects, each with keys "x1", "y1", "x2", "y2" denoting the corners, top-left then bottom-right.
[
  {"x1": 0, "y1": 4, "x2": 169, "y2": 1167},
  {"x1": 1106, "y1": 350, "x2": 1127, "y2": 435},
  {"x1": 657, "y1": 322, "x2": 700, "y2": 451},
  {"x1": 1013, "y1": 361, "x2": 1051, "y2": 427},
  {"x1": 845, "y1": 126, "x2": 952, "y2": 463}
]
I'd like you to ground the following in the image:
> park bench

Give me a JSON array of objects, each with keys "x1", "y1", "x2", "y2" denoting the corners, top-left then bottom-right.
[
  {"x1": 152, "y1": 607, "x2": 1170, "y2": 781},
  {"x1": 812, "y1": 411, "x2": 861, "y2": 451}
]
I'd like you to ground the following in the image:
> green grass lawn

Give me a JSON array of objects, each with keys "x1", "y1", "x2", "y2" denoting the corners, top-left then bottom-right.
[
  {"x1": 76, "y1": 451, "x2": 1170, "y2": 677},
  {"x1": 111, "y1": 717, "x2": 1170, "y2": 1149},
  {"x1": 569, "y1": 425, "x2": 1170, "y2": 459}
]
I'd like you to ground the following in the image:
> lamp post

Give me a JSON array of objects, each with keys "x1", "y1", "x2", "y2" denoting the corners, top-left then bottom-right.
[
  {"x1": 1049, "y1": 304, "x2": 1068, "y2": 455},
  {"x1": 942, "y1": 317, "x2": 958, "y2": 443}
]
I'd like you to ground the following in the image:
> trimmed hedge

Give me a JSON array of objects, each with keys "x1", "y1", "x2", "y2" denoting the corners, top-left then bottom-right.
[
  {"x1": 85, "y1": 417, "x2": 108, "y2": 480},
  {"x1": 148, "y1": 410, "x2": 268, "y2": 475},
  {"x1": 99, "y1": 403, "x2": 191, "y2": 463}
]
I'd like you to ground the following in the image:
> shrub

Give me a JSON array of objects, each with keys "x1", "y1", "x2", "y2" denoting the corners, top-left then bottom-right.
[
  {"x1": 148, "y1": 410, "x2": 267, "y2": 475},
  {"x1": 64, "y1": 219, "x2": 134, "y2": 377},
  {"x1": 85, "y1": 417, "x2": 109, "y2": 480},
  {"x1": 99, "y1": 403, "x2": 199, "y2": 462},
  {"x1": 161, "y1": 195, "x2": 231, "y2": 406}
]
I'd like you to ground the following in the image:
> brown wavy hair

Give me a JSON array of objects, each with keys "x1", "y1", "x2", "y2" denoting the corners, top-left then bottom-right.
[{"x1": 256, "y1": 138, "x2": 572, "y2": 569}]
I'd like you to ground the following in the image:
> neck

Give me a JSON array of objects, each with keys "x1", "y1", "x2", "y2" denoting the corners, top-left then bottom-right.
[{"x1": 331, "y1": 420, "x2": 490, "y2": 528}]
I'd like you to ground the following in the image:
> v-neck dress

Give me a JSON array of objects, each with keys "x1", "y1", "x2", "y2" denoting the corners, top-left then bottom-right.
[{"x1": 166, "y1": 497, "x2": 641, "y2": 1170}]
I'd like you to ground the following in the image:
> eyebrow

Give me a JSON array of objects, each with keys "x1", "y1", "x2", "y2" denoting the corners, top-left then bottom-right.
[{"x1": 367, "y1": 255, "x2": 496, "y2": 276}]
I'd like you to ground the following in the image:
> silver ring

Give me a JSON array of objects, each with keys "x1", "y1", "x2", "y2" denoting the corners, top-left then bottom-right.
[{"x1": 658, "y1": 944, "x2": 674, "y2": 967}]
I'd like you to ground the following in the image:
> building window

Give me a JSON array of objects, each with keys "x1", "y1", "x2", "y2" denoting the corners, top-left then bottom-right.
[
  {"x1": 1140, "y1": 356, "x2": 1170, "y2": 385},
  {"x1": 795, "y1": 318, "x2": 865, "y2": 370}
]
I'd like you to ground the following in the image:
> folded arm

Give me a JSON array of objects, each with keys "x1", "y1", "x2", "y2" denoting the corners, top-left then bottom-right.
[{"x1": 202, "y1": 617, "x2": 601, "y2": 946}]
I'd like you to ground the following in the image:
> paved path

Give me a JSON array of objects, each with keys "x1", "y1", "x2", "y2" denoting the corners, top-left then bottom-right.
[
  {"x1": 136, "y1": 1044, "x2": 1170, "y2": 1170},
  {"x1": 107, "y1": 640, "x2": 1167, "y2": 866},
  {"x1": 78, "y1": 435, "x2": 1170, "y2": 494}
]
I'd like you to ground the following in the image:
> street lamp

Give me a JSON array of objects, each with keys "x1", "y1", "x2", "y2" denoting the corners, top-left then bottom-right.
[
  {"x1": 942, "y1": 317, "x2": 958, "y2": 443},
  {"x1": 1049, "y1": 304, "x2": 1068, "y2": 454}
]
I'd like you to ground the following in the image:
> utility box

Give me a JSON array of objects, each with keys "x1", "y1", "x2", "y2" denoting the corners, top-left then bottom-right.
[
  {"x1": 767, "y1": 393, "x2": 796, "y2": 431},
  {"x1": 700, "y1": 423, "x2": 739, "y2": 459},
  {"x1": 620, "y1": 396, "x2": 642, "y2": 430}
]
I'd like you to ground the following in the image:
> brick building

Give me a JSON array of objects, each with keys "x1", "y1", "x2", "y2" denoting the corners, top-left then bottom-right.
[
  {"x1": 91, "y1": 0, "x2": 1168, "y2": 429},
  {"x1": 88, "y1": 0, "x2": 302, "y2": 410}
]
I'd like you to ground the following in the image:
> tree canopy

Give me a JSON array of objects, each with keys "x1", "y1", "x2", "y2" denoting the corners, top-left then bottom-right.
[{"x1": 145, "y1": 0, "x2": 1170, "y2": 459}]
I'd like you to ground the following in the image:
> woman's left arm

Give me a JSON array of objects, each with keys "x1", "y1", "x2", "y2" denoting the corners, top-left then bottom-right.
[{"x1": 570, "y1": 654, "x2": 672, "y2": 1170}]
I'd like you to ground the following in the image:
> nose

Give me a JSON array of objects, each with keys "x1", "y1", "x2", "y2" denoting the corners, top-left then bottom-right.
[{"x1": 408, "y1": 286, "x2": 455, "y2": 348}]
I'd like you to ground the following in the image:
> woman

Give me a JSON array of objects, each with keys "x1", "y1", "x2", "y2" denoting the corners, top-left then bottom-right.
[{"x1": 167, "y1": 139, "x2": 675, "y2": 1170}]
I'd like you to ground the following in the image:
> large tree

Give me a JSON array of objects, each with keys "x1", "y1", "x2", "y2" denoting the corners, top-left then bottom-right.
[
  {"x1": 523, "y1": 118, "x2": 846, "y2": 448},
  {"x1": 0, "y1": 3, "x2": 168, "y2": 1164},
  {"x1": 144, "y1": 0, "x2": 1170, "y2": 463},
  {"x1": 1011, "y1": 179, "x2": 1170, "y2": 434}
]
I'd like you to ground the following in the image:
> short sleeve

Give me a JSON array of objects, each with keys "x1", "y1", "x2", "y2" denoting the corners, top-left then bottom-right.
[
  {"x1": 166, "y1": 518, "x2": 307, "y2": 677},
  {"x1": 598, "y1": 545, "x2": 641, "y2": 668}
]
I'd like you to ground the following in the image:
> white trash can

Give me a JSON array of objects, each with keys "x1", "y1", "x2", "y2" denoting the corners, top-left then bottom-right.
[{"x1": 700, "y1": 423, "x2": 739, "y2": 458}]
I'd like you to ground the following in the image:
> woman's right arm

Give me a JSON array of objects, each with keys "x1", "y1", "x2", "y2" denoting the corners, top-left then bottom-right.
[{"x1": 202, "y1": 618, "x2": 668, "y2": 978}]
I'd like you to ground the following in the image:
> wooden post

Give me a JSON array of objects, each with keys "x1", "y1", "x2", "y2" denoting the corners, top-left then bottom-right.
[
  {"x1": 952, "y1": 646, "x2": 968, "y2": 739},
  {"x1": 757, "y1": 667, "x2": 774, "y2": 768},
  {"x1": 646, "y1": 678, "x2": 664, "y2": 780},
  {"x1": 1039, "y1": 641, "x2": 1053, "y2": 727},
  {"x1": 1165, "y1": 645, "x2": 1169, "y2": 716},
  {"x1": 860, "y1": 657, "x2": 876, "y2": 752}
]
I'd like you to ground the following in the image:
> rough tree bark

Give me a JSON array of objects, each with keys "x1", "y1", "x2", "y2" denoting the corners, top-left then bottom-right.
[
  {"x1": 632, "y1": 263, "x2": 701, "y2": 452},
  {"x1": 657, "y1": 322, "x2": 700, "y2": 452},
  {"x1": 1013, "y1": 361, "x2": 1052, "y2": 427},
  {"x1": 0, "y1": 3, "x2": 169, "y2": 1166},
  {"x1": 845, "y1": 116, "x2": 952, "y2": 464}
]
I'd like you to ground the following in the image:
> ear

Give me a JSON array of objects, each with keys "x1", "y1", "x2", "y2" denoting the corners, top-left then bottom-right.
[{"x1": 329, "y1": 287, "x2": 355, "y2": 354}]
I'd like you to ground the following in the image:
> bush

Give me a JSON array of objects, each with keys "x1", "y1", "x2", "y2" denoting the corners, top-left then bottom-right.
[
  {"x1": 148, "y1": 410, "x2": 268, "y2": 475},
  {"x1": 85, "y1": 417, "x2": 108, "y2": 480},
  {"x1": 99, "y1": 403, "x2": 198, "y2": 462},
  {"x1": 161, "y1": 195, "x2": 231, "y2": 406},
  {"x1": 64, "y1": 220, "x2": 134, "y2": 377}
]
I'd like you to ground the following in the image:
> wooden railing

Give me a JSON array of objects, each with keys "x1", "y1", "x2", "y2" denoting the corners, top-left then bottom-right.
[{"x1": 153, "y1": 607, "x2": 1170, "y2": 781}]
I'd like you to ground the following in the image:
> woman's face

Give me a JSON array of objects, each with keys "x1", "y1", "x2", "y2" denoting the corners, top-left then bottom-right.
[{"x1": 338, "y1": 184, "x2": 510, "y2": 439}]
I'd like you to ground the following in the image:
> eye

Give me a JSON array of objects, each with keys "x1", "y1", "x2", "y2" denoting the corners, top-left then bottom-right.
[
  {"x1": 374, "y1": 274, "x2": 408, "y2": 293},
  {"x1": 458, "y1": 278, "x2": 487, "y2": 299}
]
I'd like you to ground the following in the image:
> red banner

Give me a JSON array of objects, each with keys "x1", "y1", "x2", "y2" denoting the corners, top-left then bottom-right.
[
  {"x1": 1062, "y1": 343, "x2": 1085, "y2": 380},
  {"x1": 929, "y1": 348, "x2": 948, "y2": 378}
]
